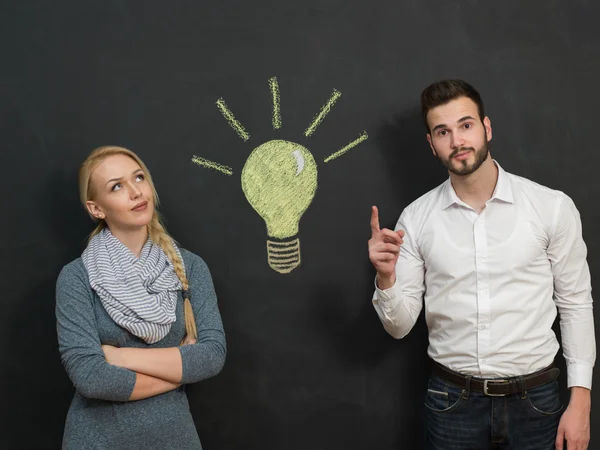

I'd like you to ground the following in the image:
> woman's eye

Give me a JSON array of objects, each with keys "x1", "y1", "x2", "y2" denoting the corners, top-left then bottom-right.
[
  {"x1": 135, "y1": 174, "x2": 145, "y2": 182},
  {"x1": 111, "y1": 183, "x2": 122, "y2": 191}
]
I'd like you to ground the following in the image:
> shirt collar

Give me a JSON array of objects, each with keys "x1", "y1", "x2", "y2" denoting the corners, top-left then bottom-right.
[{"x1": 440, "y1": 159, "x2": 514, "y2": 210}]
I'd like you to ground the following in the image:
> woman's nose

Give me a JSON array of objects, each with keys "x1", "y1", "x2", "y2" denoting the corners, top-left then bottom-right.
[{"x1": 130, "y1": 184, "x2": 142, "y2": 198}]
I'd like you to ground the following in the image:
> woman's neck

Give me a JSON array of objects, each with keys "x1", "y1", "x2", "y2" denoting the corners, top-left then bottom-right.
[{"x1": 110, "y1": 226, "x2": 149, "y2": 257}]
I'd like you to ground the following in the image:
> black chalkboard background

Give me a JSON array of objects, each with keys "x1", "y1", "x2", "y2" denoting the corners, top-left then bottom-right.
[{"x1": 1, "y1": 1, "x2": 599, "y2": 449}]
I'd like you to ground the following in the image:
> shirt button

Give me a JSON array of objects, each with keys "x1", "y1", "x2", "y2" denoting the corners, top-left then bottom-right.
[
  {"x1": 481, "y1": 359, "x2": 487, "y2": 364},
  {"x1": 479, "y1": 324, "x2": 487, "y2": 330}
]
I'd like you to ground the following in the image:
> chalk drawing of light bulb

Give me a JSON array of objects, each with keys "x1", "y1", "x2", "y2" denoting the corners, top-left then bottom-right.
[
  {"x1": 192, "y1": 77, "x2": 368, "y2": 274},
  {"x1": 241, "y1": 140, "x2": 317, "y2": 273}
]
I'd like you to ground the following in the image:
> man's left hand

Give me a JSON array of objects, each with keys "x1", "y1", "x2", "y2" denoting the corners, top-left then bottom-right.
[{"x1": 555, "y1": 387, "x2": 591, "y2": 450}]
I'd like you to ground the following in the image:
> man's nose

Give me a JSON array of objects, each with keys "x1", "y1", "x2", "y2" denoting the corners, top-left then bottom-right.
[{"x1": 450, "y1": 132, "x2": 465, "y2": 148}]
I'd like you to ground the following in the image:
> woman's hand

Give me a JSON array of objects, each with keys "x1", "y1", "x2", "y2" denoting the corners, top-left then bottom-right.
[
  {"x1": 102, "y1": 344, "x2": 123, "y2": 367},
  {"x1": 180, "y1": 336, "x2": 197, "y2": 346}
]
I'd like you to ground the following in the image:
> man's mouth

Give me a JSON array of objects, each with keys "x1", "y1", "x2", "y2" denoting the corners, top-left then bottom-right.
[{"x1": 453, "y1": 149, "x2": 473, "y2": 160}]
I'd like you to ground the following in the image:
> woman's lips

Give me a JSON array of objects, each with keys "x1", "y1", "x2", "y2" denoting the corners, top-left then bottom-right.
[{"x1": 132, "y1": 201, "x2": 148, "y2": 211}]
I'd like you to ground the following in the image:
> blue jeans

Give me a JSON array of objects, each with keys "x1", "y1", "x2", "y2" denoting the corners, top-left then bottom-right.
[{"x1": 424, "y1": 374, "x2": 564, "y2": 449}]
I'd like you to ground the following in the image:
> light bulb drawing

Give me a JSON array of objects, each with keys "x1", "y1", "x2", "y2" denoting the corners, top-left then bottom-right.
[
  {"x1": 192, "y1": 77, "x2": 368, "y2": 274},
  {"x1": 241, "y1": 140, "x2": 317, "y2": 273}
]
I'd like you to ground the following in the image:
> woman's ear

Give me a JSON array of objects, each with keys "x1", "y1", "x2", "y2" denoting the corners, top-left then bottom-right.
[{"x1": 86, "y1": 201, "x2": 105, "y2": 220}]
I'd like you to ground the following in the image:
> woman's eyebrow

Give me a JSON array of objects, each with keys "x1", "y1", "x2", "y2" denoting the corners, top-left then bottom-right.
[{"x1": 105, "y1": 169, "x2": 142, "y2": 186}]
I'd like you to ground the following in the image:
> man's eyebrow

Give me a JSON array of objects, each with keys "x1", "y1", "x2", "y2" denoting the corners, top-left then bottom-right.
[
  {"x1": 431, "y1": 116, "x2": 476, "y2": 133},
  {"x1": 432, "y1": 123, "x2": 447, "y2": 133},
  {"x1": 105, "y1": 169, "x2": 143, "y2": 186}
]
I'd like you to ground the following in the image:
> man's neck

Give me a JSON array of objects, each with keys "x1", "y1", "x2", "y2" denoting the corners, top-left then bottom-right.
[
  {"x1": 111, "y1": 226, "x2": 149, "y2": 257},
  {"x1": 449, "y1": 156, "x2": 499, "y2": 213}
]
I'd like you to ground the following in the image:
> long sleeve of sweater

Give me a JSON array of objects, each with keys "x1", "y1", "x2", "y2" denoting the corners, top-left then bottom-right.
[
  {"x1": 56, "y1": 260, "x2": 136, "y2": 401},
  {"x1": 178, "y1": 250, "x2": 227, "y2": 384}
]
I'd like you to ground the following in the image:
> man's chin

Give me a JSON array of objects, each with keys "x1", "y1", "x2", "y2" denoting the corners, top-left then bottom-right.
[
  {"x1": 446, "y1": 150, "x2": 489, "y2": 176},
  {"x1": 447, "y1": 161, "x2": 477, "y2": 176}
]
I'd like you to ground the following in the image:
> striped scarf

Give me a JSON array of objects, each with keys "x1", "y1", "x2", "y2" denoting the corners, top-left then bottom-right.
[{"x1": 82, "y1": 228, "x2": 182, "y2": 344}]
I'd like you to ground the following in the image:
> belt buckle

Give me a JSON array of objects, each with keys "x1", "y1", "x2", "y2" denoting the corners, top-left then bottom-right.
[{"x1": 483, "y1": 379, "x2": 508, "y2": 396}]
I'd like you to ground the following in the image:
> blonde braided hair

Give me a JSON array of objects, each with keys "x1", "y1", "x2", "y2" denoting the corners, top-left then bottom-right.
[{"x1": 79, "y1": 146, "x2": 197, "y2": 342}]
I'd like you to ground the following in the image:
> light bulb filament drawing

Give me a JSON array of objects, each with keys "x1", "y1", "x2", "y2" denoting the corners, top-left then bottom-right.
[{"x1": 192, "y1": 77, "x2": 368, "y2": 274}]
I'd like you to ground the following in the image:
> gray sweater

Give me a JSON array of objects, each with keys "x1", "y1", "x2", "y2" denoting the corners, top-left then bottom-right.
[{"x1": 55, "y1": 249, "x2": 226, "y2": 450}]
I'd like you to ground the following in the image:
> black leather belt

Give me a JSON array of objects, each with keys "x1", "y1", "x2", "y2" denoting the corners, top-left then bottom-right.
[{"x1": 432, "y1": 362, "x2": 560, "y2": 396}]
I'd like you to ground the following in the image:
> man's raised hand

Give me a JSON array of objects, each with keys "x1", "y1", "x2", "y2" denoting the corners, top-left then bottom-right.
[{"x1": 368, "y1": 206, "x2": 405, "y2": 289}]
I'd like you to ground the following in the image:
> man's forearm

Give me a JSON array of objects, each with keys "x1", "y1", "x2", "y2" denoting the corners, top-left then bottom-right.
[
  {"x1": 376, "y1": 272, "x2": 396, "y2": 290},
  {"x1": 569, "y1": 386, "x2": 591, "y2": 409}
]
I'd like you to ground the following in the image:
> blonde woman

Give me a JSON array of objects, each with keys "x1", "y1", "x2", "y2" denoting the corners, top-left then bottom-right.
[{"x1": 55, "y1": 146, "x2": 226, "y2": 449}]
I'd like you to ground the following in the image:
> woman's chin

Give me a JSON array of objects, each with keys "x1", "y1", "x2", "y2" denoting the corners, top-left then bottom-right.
[{"x1": 112, "y1": 219, "x2": 153, "y2": 232}]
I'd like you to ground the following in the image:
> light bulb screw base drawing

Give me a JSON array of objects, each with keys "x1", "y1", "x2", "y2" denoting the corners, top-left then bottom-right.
[{"x1": 267, "y1": 238, "x2": 301, "y2": 274}]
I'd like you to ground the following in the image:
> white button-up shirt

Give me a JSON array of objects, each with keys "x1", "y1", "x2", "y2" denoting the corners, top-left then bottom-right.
[{"x1": 373, "y1": 161, "x2": 595, "y2": 389}]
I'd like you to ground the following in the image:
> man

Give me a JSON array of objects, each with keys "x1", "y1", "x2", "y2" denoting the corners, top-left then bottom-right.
[{"x1": 369, "y1": 79, "x2": 594, "y2": 450}]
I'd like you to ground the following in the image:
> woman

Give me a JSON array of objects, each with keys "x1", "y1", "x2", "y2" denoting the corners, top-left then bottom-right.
[{"x1": 56, "y1": 146, "x2": 226, "y2": 449}]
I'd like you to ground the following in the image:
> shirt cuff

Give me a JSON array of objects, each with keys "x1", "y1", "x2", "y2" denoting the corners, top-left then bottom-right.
[
  {"x1": 373, "y1": 277, "x2": 397, "y2": 302},
  {"x1": 566, "y1": 362, "x2": 593, "y2": 390}
]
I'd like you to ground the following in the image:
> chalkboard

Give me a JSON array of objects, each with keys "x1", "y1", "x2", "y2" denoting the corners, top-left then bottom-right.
[{"x1": 1, "y1": 1, "x2": 598, "y2": 449}]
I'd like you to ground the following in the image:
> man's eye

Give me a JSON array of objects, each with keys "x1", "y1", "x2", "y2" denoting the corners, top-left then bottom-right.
[
  {"x1": 439, "y1": 130, "x2": 448, "y2": 136},
  {"x1": 464, "y1": 123, "x2": 471, "y2": 129}
]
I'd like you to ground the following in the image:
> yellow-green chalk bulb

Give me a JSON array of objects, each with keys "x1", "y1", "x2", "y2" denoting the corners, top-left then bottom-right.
[{"x1": 241, "y1": 139, "x2": 318, "y2": 274}]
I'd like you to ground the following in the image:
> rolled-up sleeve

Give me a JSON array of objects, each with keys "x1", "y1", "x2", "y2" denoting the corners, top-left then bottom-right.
[
  {"x1": 56, "y1": 261, "x2": 137, "y2": 401},
  {"x1": 548, "y1": 194, "x2": 596, "y2": 389},
  {"x1": 178, "y1": 252, "x2": 226, "y2": 385}
]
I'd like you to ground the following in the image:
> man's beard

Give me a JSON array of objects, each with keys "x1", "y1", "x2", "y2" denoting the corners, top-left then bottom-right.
[{"x1": 435, "y1": 137, "x2": 489, "y2": 176}]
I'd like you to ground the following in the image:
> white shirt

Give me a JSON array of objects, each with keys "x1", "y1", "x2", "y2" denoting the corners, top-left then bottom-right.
[{"x1": 373, "y1": 161, "x2": 595, "y2": 389}]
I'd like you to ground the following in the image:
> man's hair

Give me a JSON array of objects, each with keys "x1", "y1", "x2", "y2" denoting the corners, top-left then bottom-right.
[{"x1": 420, "y1": 79, "x2": 485, "y2": 132}]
